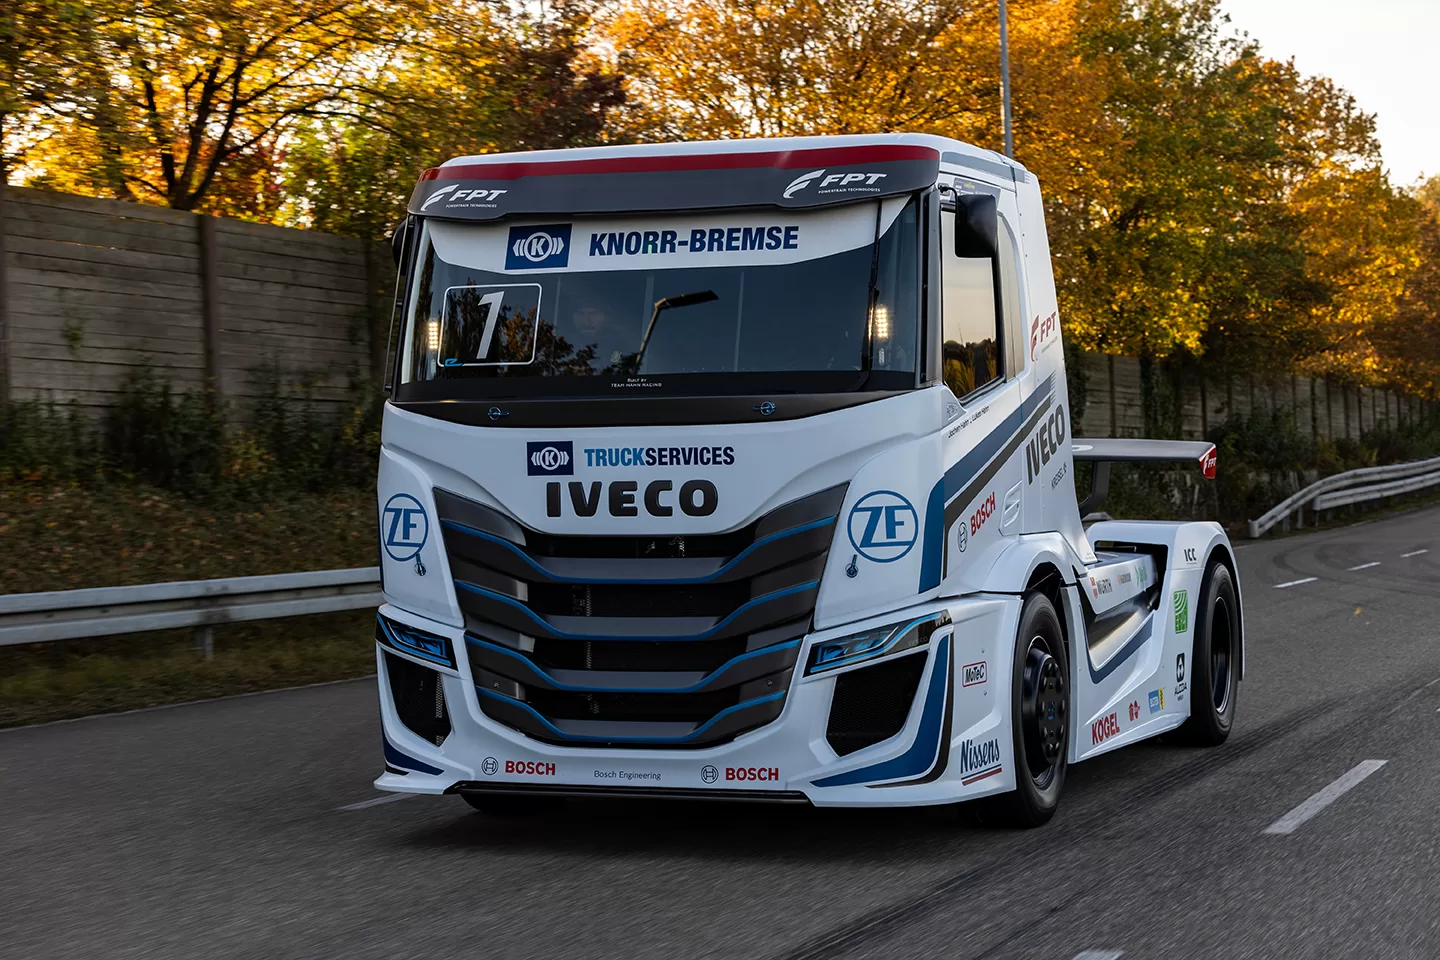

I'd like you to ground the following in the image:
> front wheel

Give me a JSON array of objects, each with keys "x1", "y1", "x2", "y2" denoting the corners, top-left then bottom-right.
[
  {"x1": 1175, "y1": 560, "x2": 1240, "y2": 746},
  {"x1": 975, "y1": 591, "x2": 1069, "y2": 827}
]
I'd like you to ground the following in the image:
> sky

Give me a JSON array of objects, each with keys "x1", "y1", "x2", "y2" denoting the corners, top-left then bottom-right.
[{"x1": 1219, "y1": 0, "x2": 1438, "y2": 187}]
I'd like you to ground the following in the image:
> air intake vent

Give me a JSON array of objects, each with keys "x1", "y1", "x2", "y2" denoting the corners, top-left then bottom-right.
[
  {"x1": 386, "y1": 652, "x2": 451, "y2": 746},
  {"x1": 825, "y1": 652, "x2": 927, "y2": 757}
]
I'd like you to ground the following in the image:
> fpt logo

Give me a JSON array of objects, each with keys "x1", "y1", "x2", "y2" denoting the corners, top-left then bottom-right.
[
  {"x1": 382, "y1": 493, "x2": 428, "y2": 574},
  {"x1": 421, "y1": 183, "x2": 509, "y2": 210},
  {"x1": 847, "y1": 490, "x2": 918, "y2": 563},
  {"x1": 782, "y1": 168, "x2": 889, "y2": 199},
  {"x1": 505, "y1": 224, "x2": 571, "y2": 269},
  {"x1": 1030, "y1": 310, "x2": 1059, "y2": 361},
  {"x1": 527, "y1": 441, "x2": 574, "y2": 476}
]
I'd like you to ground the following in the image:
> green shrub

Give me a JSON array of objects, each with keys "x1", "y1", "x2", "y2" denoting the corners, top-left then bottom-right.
[{"x1": 0, "y1": 366, "x2": 381, "y2": 501}]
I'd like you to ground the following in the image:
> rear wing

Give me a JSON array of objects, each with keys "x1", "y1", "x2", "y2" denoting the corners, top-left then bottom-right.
[{"x1": 1072, "y1": 439, "x2": 1217, "y2": 516}]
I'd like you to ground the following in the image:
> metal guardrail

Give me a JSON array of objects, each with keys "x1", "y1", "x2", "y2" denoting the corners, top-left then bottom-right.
[
  {"x1": 0, "y1": 567, "x2": 382, "y2": 655},
  {"x1": 1248, "y1": 455, "x2": 1440, "y2": 538}
]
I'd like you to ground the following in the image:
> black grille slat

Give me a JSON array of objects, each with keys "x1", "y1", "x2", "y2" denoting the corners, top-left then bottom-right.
[
  {"x1": 527, "y1": 582, "x2": 751, "y2": 619},
  {"x1": 527, "y1": 688, "x2": 741, "y2": 722},
  {"x1": 435, "y1": 484, "x2": 845, "y2": 747},
  {"x1": 533, "y1": 637, "x2": 749, "y2": 672}
]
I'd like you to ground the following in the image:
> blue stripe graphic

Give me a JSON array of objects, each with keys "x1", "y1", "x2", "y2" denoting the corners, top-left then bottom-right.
[
  {"x1": 383, "y1": 737, "x2": 443, "y2": 776},
  {"x1": 441, "y1": 516, "x2": 834, "y2": 585},
  {"x1": 453, "y1": 579, "x2": 818, "y2": 641},
  {"x1": 918, "y1": 375, "x2": 1056, "y2": 591},
  {"x1": 477, "y1": 688, "x2": 786, "y2": 744},
  {"x1": 812, "y1": 635, "x2": 951, "y2": 787},
  {"x1": 466, "y1": 636, "x2": 800, "y2": 693}
]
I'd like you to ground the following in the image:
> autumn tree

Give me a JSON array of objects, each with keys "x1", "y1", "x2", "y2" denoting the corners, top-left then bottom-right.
[
  {"x1": 279, "y1": 0, "x2": 624, "y2": 241},
  {"x1": 17, "y1": 0, "x2": 413, "y2": 211}
]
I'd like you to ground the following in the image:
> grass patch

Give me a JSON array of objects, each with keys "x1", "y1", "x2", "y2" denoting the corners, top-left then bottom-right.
[
  {"x1": 0, "y1": 483, "x2": 376, "y2": 593},
  {"x1": 0, "y1": 482, "x2": 380, "y2": 727},
  {"x1": 0, "y1": 611, "x2": 377, "y2": 727}
]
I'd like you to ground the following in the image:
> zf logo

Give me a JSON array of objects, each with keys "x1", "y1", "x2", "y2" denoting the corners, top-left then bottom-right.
[
  {"x1": 527, "y1": 441, "x2": 574, "y2": 476},
  {"x1": 1025, "y1": 406, "x2": 1066, "y2": 483},
  {"x1": 381, "y1": 493, "x2": 428, "y2": 568},
  {"x1": 505, "y1": 224, "x2": 572, "y2": 269},
  {"x1": 847, "y1": 491, "x2": 918, "y2": 563}
]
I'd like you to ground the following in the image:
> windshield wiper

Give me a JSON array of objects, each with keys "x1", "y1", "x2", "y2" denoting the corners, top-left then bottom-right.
[{"x1": 631, "y1": 290, "x2": 719, "y2": 374}]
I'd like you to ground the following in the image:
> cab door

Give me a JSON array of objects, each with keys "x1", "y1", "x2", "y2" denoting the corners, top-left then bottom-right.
[{"x1": 932, "y1": 177, "x2": 1035, "y2": 594}]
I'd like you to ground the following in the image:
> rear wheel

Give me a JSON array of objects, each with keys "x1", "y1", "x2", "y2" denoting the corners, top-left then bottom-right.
[
  {"x1": 1175, "y1": 560, "x2": 1240, "y2": 746},
  {"x1": 975, "y1": 591, "x2": 1069, "y2": 828},
  {"x1": 460, "y1": 792, "x2": 565, "y2": 818}
]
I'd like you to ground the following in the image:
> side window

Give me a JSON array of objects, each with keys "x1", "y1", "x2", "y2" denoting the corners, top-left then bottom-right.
[
  {"x1": 940, "y1": 211, "x2": 1002, "y2": 398},
  {"x1": 998, "y1": 219, "x2": 1025, "y2": 378}
]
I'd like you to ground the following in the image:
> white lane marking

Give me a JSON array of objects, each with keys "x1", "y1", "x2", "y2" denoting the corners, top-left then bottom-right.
[
  {"x1": 1263, "y1": 760, "x2": 1387, "y2": 835},
  {"x1": 1347, "y1": 562, "x2": 1381, "y2": 571},
  {"x1": 1402, "y1": 549, "x2": 1429, "y2": 557},
  {"x1": 1274, "y1": 577, "x2": 1319, "y2": 588},
  {"x1": 338, "y1": 793, "x2": 416, "y2": 811},
  {"x1": 1072, "y1": 952, "x2": 1123, "y2": 960}
]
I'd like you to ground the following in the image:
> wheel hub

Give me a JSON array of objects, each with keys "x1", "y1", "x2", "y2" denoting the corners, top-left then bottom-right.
[{"x1": 1020, "y1": 640, "x2": 1067, "y2": 786}]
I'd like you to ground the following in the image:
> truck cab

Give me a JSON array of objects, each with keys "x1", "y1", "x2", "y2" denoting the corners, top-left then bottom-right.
[{"x1": 374, "y1": 134, "x2": 1242, "y2": 825}]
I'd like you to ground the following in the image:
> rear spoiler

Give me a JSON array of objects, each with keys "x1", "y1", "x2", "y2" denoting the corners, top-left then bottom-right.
[{"x1": 1072, "y1": 439, "x2": 1217, "y2": 516}]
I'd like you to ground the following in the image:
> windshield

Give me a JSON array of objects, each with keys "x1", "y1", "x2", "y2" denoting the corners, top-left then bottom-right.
[{"x1": 395, "y1": 197, "x2": 919, "y2": 401}]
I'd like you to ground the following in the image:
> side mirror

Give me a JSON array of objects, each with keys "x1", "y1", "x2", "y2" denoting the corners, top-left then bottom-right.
[
  {"x1": 953, "y1": 194, "x2": 998, "y2": 260},
  {"x1": 390, "y1": 219, "x2": 408, "y2": 266}
]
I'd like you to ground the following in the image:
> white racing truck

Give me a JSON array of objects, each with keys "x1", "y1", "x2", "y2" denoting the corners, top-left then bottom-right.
[{"x1": 373, "y1": 134, "x2": 1242, "y2": 826}]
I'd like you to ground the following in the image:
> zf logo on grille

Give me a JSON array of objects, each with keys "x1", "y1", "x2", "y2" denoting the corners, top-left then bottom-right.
[
  {"x1": 527, "y1": 441, "x2": 574, "y2": 476},
  {"x1": 505, "y1": 224, "x2": 572, "y2": 270}
]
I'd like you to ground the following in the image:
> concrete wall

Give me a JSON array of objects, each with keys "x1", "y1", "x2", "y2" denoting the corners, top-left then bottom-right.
[
  {"x1": 1073, "y1": 353, "x2": 1432, "y2": 441},
  {"x1": 0, "y1": 186, "x2": 393, "y2": 416}
]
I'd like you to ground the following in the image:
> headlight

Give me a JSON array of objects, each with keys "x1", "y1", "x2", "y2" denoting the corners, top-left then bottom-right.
[{"x1": 806, "y1": 610, "x2": 951, "y2": 675}]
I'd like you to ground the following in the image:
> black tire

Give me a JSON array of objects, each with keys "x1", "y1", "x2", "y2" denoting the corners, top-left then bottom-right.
[
  {"x1": 975, "y1": 591, "x2": 1069, "y2": 828},
  {"x1": 460, "y1": 792, "x2": 564, "y2": 818},
  {"x1": 1175, "y1": 560, "x2": 1240, "y2": 746}
]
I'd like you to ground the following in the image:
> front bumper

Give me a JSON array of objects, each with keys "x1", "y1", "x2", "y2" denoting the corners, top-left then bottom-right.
[{"x1": 374, "y1": 594, "x2": 1021, "y2": 808}]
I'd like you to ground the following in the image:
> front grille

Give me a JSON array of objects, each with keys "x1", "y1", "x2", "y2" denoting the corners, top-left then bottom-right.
[
  {"x1": 826, "y1": 652, "x2": 928, "y2": 757},
  {"x1": 438, "y1": 483, "x2": 846, "y2": 748},
  {"x1": 386, "y1": 652, "x2": 451, "y2": 746}
]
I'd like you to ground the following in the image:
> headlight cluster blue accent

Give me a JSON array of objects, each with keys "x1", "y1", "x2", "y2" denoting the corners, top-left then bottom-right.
[
  {"x1": 806, "y1": 610, "x2": 951, "y2": 675},
  {"x1": 377, "y1": 615, "x2": 456, "y2": 670}
]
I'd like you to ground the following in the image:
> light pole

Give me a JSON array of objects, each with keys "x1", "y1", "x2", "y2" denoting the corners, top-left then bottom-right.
[{"x1": 999, "y1": 0, "x2": 1014, "y2": 157}]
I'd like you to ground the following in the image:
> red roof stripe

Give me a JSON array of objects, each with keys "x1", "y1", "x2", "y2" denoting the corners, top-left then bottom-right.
[{"x1": 420, "y1": 145, "x2": 939, "y2": 184}]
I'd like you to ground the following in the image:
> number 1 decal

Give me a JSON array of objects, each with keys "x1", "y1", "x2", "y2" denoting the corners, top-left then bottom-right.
[{"x1": 475, "y1": 291, "x2": 505, "y2": 361}]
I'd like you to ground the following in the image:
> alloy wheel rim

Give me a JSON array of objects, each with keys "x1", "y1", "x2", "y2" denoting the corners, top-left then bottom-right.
[{"x1": 1020, "y1": 635, "x2": 1067, "y2": 788}]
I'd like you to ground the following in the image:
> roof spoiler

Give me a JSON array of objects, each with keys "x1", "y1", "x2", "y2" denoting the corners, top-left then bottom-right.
[{"x1": 1072, "y1": 439, "x2": 1218, "y2": 517}]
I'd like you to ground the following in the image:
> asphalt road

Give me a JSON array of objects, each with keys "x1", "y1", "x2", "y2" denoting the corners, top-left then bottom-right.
[{"x1": 4, "y1": 505, "x2": 1440, "y2": 960}]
